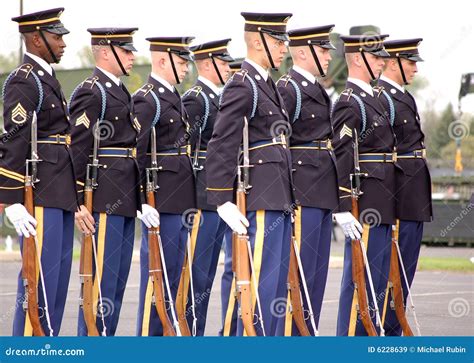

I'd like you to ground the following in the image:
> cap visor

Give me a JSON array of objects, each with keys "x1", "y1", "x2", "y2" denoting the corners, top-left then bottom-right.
[
  {"x1": 119, "y1": 44, "x2": 137, "y2": 52},
  {"x1": 269, "y1": 33, "x2": 289, "y2": 42},
  {"x1": 371, "y1": 49, "x2": 390, "y2": 57},
  {"x1": 45, "y1": 25, "x2": 70, "y2": 35},
  {"x1": 407, "y1": 54, "x2": 424, "y2": 62},
  {"x1": 179, "y1": 53, "x2": 194, "y2": 61},
  {"x1": 218, "y1": 54, "x2": 235, "y2": 62}
]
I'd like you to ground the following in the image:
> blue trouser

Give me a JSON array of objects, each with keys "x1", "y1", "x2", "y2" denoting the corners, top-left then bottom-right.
[
  {"x1": 280, "y1": 206, "x2": 332, "y2": 336},
  {"x1": 219, "y1": 210, "x2": 292, "y2": 336},
  {"x1": 136, "y1": 213, "x2": 188, "y2": 336},
  {"x1": 77, "y1": 213, "x2": 135, "y2": 336},
  {"x1": 220, "y1": 222, "x2": 237, "y2": 336},
  {"x1": 13, "y1": 207, "x2": 74, "y2": 336},
  {"x1": 185, "y1": 210, "x2": 229, "y2": 336},
  {"x1": 383, "y1": 220, "x2": 423, "y2": 335},
  {"x1": 336, "y1": 223, "x2": 392, "y2": 336}
]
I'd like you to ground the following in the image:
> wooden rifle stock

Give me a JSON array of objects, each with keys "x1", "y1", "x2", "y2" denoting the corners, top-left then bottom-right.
[
  {"x1": 351, "y1": 198, "x2": 377, "y2": 336},
  {"x1": 146, "y1": 190, "x2": 177, "y2": 336},
  {"x1": 78, "y1": 186, "x2": 99, "y2": 336},
  {"x1": 22, "y1": 181, "x2": 45, "y2": 336},
  {"x1": 388, "y1": 226, "x2": 413, "y2": 336}
]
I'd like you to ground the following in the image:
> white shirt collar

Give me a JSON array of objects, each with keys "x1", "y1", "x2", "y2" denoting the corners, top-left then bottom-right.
[
  {"x1": 292, "y1": 65, "x2": 316, "y2": 84},
  {"x1": 347, "y1": 77, "x2": 374, "y2": 97},
  {"x1": 198, "y1": 76, "x2": 220, "y2": 95},
  {"x1": 151, "y1": 72, "x2": 174, "y2": 92},
  {"x1": 380, "y1": 75, "x2": 405, "y2": 93},
  {"x1": 97, "y1": 66, "x2": 121, "y2": 86},
  {"x1": 245, "y1": 58, "x2": 269, "y2": 81},
  {"x1": 25, "y1": 52, "x2": 53, "y2": 76}
]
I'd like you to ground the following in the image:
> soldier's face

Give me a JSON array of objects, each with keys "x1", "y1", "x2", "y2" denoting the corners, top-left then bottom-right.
[
  {"x1": 266, "y1": 35, "x2": 287, "y2": 68},
  {"x1": 114, "y1": 47, "x2": 135, "y2": 74},
  {"x1": 173, "y1": 54, "x2": 189, "y2": 83},
  {"x1": 214, "y1": 58, "x2": 231, "y2": 82},
  {"x1": 313, "y1": 46, "x2": 332, "y2": 76},
  {"x1": 41, "y1": 32, "x2": 66, "y2": 63},
  {"x1": 401, "y1": 58, "x2": 418, "y2": 84},
  {"x1": 367, "y1": 53, "x2": 385, "y2": 78}
]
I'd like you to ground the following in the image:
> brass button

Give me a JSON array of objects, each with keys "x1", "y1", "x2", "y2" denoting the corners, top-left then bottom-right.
[
  {"x1": 51, "y1": 103, "x2": 55, "y2": 108},
  {"x1": 404, "y1": 120, "x2": 407, "y2": 124},
  {"x1": 170, "y1": 119, "x2": 174, "y2": 123},
  {"x1": 115, "y1": 116, "x2": 119, "y2": 120},
  {"x1": 269, "y1": 111, "x2": 273, "y2": 115},
  {"x1": 311, "y1": 114, "x2": 315, "y2": 118},
  {"x1": 297, "y1": 160, "x2": 302, "y2": 165},
  {"x1": 258, "y1": 159, "x2": 263, "y2": 164}
]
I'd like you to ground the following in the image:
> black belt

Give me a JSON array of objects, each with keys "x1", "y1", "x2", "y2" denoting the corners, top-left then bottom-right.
[
  {"x1": 37, "y1": 134, "x2": 70, "y2": 145},
  {"x1": 359, "y1": 152, "x2": 396, "y2": 163},
  {"x1": 146, "y1": 145, "x2": 189, "y2": 156},
  {"x1": 397, "y1": 149, "x2": 426, "y2": 159},
  {"x1": 289, "y1": 139, "x2": 332, "y2": 150},
  {"x1": 249, "y1": 135, "x2": 286, "y2": 151},
  {"x1": 97, "y1": 147, "x2": 136, "y2": 158}
]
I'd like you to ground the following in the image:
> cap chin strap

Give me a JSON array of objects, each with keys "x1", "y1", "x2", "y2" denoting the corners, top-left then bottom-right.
[
  {"x1": 168, "y1": 51, "x2": 180, "y2": 84},
  {"x1": 38, "y1": 29, "x2": 58, "y2": 64},
  {"x1": 210, "y1": 56, "x2": 225, "y2": 85},
  {"x1": 259, "y1": 32, "x2": 277, "y2": 70},
  {"x1": 396, "y1": 56, "x2": 408, "y2": 85},
  {"x1": 109, "y1": 44, "x2": 128, "y2": 76},
  {"x1": 360, "y1": 50, "x2": 377, "y2": 81},
  {"x1": 308, "y1": 44, "x2": 325, "y2": 77}
]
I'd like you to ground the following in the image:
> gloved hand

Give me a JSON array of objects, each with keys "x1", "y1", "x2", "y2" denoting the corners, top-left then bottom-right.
[
  {"x1": 137, "y1": 204, "x2": 160, "y2": 228},
  {"x1": 334, "y1": 212, "x2": 363, "y2": 240},
  {"x1": 5, "y1": 203, "x2": 37, "y2": 238},
  {"x1": 217, "y1": 201, "x2": 249, "y2": 235}
]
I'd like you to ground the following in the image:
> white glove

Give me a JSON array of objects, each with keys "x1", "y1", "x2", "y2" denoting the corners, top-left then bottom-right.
[
  {"x1": 334, "y1": 212, "x2": 363, "y2": 240},
  {"x1": 5, "y1": 203, "x2": 37, "y2": 238},
  {"x1": 217, "y1": 201, "x2": 249, "y2": 235},
  {"x1": 137, "y1": 204, "x2": 160, "y2": 228}
]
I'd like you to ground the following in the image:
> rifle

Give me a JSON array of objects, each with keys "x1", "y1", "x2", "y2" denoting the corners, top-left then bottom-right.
[
  {"x1": 79, "y1": 122, "x2": 106, "y2": 336},
  {"x1": 388, "y1": 224, "x2": 413, "y2": 336},
  {"x1": 22, "y1": 111, "x2": 52, "y2": 336},
  {"x1": 232, "y1": 116, "x2": 267, "y2": 336},
  {"x1": 147, "y1": 127, "x2": 182, "y2": 336},
  {"x1": 349, "y1": 130, "x2": 384, "y2": 336},
  {"x1": 388, "y1": 221, "x2": 421, "y2": 335},
  {"x1": 287, "y1": 221, "x2": 319, "y2": 336}
]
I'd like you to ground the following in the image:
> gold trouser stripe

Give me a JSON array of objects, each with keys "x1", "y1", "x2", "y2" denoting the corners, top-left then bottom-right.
[
  {"x1": 24, "y1": 207, "x2": 44, "y2": 336},
  {"x1": 348, "y1": 223, "x2": 370, "y2": 336},
  {"x1": 223, "y1": 278, "x2": 236, "y2": 336},
  {"x1": 181, "y1": 210, "x2": 202, "y2": 308},
  {"x1": 92, "y1": 213, "x2": 107, "y2": 324},
  {"x1": 284, "y1": 206, "x2": 303, "y2": 336},
  {"x1": 244, "y1": 210, "x2": 265, "y2": 337},
  {"x1": 141, "y1": 278, "x2": 153, "y2": 336}
]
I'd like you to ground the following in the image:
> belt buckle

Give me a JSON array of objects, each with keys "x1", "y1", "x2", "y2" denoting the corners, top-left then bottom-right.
[
  {"x1": 421, "y1": 149, "x2": 426, "y2": 159},
  {"x1": 128, "y1": 148, "x2": 137, "y2": 158},
  {"x1": 327, "y1": 139, "x2": 332, "y2": 150},
  {"x1": 65, "y1": 134, "x2": 71, "y2": 146},
  {"x1": 392, "y1": 152, "x2": 397, "y2": 163}
]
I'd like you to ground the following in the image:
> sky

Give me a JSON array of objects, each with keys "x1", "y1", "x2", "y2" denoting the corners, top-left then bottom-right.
[{"x1": 1, "y1": 0, "x2": 473, "y2": 113}]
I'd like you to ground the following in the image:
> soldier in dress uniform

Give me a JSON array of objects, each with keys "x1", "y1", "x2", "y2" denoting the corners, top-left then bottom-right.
[
  {"x1": 70, "y1": 28, "x2": 153, "y2": 336},
  {"x1": 276, "y1": 25, "x2": 339, "y2": 336},
  {"x1": 1, "y1": 8, "x2": 76, "y2": 336},
  {"x1": 181, "y1": 39, "x2": 234, "y2": 336},
  {"x1": 331, "y1": 34, "x2": 398, "y2": 336},
  {"x1": 133, "y1": 36, "x2": 196, "y2": 336},
  {"x1": 206, "y1": 12, "x2": 294, "y2": 336},
  {"x1": 377, "y1": 38, "x2": 432, "y2": 335}
]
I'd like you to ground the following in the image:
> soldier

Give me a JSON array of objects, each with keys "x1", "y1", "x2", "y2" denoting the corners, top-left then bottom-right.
[
  {"x1": 378, "y1": 38, "x2": 432, "y2": 335},
  {"x1": 70, "y1": 28, "x2": 153, "y2": 336},
  {"x1": 133, "y1": 37, "x2": 195, "y2": 336},
  {"x1": 276, "y1": 25, "x2": 339, "y2": 336},
  {"x1": 331, "y1": 34, "x2": 397, "y2": 336},
  {"x1": 206, "y1": 12, "x2": 294, "y2": 336},
  {"x1": 1, "y1": 8, "x2": 76, "y2": 336},
  {"x1": 181, "y1": 39, "x2": 234, "y2": 336}
]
